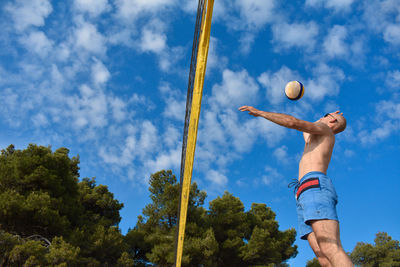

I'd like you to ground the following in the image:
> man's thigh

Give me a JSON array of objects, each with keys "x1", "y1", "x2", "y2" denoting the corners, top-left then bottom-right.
[{"x1": 309, "y1": 219, "x2": 341, "y2": 246}]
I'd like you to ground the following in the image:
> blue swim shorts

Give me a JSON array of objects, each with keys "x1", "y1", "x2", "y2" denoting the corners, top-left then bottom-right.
[{"x1": 294, "y1": 171, "x2": 339, "y2": 240}]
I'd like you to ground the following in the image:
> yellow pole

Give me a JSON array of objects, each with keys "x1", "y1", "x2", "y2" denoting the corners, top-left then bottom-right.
[{"x1": 175, "y1": 0, "x2": 214, "y2": 266}]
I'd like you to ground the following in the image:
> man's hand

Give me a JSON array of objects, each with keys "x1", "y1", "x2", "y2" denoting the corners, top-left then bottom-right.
[{"x1": 238, "y1": 106, "x2": 261, "y2": 117}]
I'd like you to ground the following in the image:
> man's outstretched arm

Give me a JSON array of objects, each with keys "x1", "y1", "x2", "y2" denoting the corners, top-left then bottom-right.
[{"x1": 238, "y1": 106, "x2": 331, "y2": 135}]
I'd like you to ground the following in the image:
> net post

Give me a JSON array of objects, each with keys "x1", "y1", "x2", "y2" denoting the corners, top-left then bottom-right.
[{"x1": 174, "y1": 0, "x2": 214, "y2": 266}]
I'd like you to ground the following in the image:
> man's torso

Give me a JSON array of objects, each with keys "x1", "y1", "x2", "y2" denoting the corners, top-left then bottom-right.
[{"x1": 298, "y1": 129, "x2": 335, "y2": 180}]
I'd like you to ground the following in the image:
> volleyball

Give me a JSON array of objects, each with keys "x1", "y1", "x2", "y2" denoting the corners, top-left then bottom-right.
[{"x1": 285, "y1": 81, "x2": 304, "y2": 101}]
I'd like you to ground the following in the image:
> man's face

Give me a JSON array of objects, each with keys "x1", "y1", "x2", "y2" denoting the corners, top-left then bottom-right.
[
  {"x1": 324, "y1": 113, "x2": 337, "y2": 122},
  {"x1": 323, "y1": 111, "x2": 346, "y2": 133}
]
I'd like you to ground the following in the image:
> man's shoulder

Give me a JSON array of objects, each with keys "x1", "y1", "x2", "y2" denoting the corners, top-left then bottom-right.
[{"x1": 312, "y1": 122, "x2": 334, "y2": 136}]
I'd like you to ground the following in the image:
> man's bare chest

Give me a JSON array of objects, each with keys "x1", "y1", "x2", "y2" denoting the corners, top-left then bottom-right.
[{"x1": 304, "y1": 135, "x2": 323, "y2": 151}]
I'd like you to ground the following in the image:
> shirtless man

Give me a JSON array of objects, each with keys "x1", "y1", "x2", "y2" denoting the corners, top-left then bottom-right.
[{"x1": 238, "y1": 106, "x2": 353, "y2": 267}]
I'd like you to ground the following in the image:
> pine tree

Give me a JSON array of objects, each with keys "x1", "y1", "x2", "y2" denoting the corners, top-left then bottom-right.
[
  {"x1": 351, "y1": 232, "x2": 400, "y2": 267},
  {"x1": 0, "y1": 144, "x2": 132, "y2": 266}
]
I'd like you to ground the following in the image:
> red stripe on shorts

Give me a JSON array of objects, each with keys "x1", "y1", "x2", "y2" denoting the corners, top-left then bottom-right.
[{"x1": 296, "y1": 178, "x2": 320, "y2": 199}]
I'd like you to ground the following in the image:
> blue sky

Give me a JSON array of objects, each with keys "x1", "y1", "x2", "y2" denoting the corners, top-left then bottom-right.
[{"x1": 1, "y1": 0, "x2": 399, "y2": 265}]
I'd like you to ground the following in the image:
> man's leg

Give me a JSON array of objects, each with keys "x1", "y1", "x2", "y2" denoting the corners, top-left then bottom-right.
[
  {"x1": 307, "y1": 232, "x2": 332, "y2": 267},
  {"x1": 309, "y1": 220, "x2": 353, "y2": 267}
]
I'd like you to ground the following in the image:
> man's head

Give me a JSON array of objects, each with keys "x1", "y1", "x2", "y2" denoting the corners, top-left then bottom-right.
[{"x1": 320, "y1": 111, "x2": 347, "y2": 134}]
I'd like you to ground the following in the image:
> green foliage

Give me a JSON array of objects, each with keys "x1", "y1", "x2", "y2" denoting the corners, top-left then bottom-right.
[
  {"x1": 117, "y1": 252, "x2": 135, "y2": 267},
  {"x1": 0, "y1": 144, "x2": 132, "y2": 266},
  {"x1": 8, "y1": 239, "x2": 48, "y2": 266},
  {"x1": 127, "y1": 170, "x2": 298, "y2": 266},
  {"x1": 208, "y1": 192, "x2": 247, "y2": 266},
  {"x1": 209, "y1": 194, "x2": 298, "y2": 266},
  {"x1": 0, "y1": 234, "x2": 82, "y2": 267},
  {"x1": 46, "y1": 237, "x2": 81, "y2": 266},
  {"x1": 306, "y1": 258, "x2": 321, "y2": 267},
  {"x1": 0, "y1": 145, "x2": 299, "y2": 266},
  {"x1": 0, "y1": 145, "x2": 79, "y2": 238},
  {"x1": 0, "y1": 230, "x2": 20, "y2": 264},
  {"x1": 350, "y1": 232, "x2": 400, "y2": 267},
  {"x1": 125, "y1": 170, "x2": 212, "y2": 267},
  {"x1": 78, "y1": 177, "x2": 123, "y2": 227}
]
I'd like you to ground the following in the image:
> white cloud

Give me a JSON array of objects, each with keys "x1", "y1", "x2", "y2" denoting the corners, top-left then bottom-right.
[
  {"x1": 258, "y1": 66, "x2": 299, "y2": 105},
  {"x1": 361, "y1": 0, "x2": 400, "y2": 53},
  {"x1": 75, "y1": 22, "x2": 107, "y2": 54},
  {"x1": 305, "y1": 64, "x2": 345, "y2": 101},
  {"x1": 358, "y1": 99, "x2": 400, "y2": 144},
  {"x1": 136, "y1": 19, "x2": 185, "y2": 72},
  {"x1": 32, "y1": 113, "x2": 49, "y2": 127},
  {"x1": 206, "y1": 170, "x2": 228, "y2": 187},
  {"x1": 200, "y1": 110, "x2": 227, "y2": 147},
  {"x1": 212, "y1": 0, "x2": 230, "y2": 23},
  {"x1": 91, "y1": 58, "x2": 111, "y2": 86},
  {"x1": 273, "y1": 145, "x2": 289, "y2": 162},
  {"x1": 238, "y1": 33, "x2": 256, "y2": 55},
  {"x1": 206, "y1": 0, "x2": 277, "y2": 53},
  {"x1": 349, "y1": 39, "x2": 367, "y2": 66},
  {"x1": 306, "y1": 0, "x2": 355, "y2": 11},
  {"x1": 359, "y1": 121, "x2": 397, "y2": 144},
  {"x1": 109, "y1": 97, "x2": 128, "y2": 122},
  {"x1": 194, "y1": 68, "x2": 286, "y2": 175},
  {"x1": 99, "y1": 135, "x2": 136, "y2": 166},
  {"x1": 320, "y1": 23, "x2": 366, "y2": 66},
  {"x1": 50, "y1": 64, "x2": 65, "y2": 87},
  {"x1": 74, "y1": 0, "x2": 110, "y2": 17},
  {"x1": 159, "y1": 83, "x2": 186, "y2": 121},
  {"x1": 99, "y1": 120, "x2": 159, "y2": 172},
  {"x1": 235, "y1": 0, "x2": 276, "y2": 29},
  {"x1": 344, "y1": 149, "x2": 355, "y2": 157},
  {"x1": 67, "y1": 84, "x2": 108, "y2": 129},
  {"x1": 195, "y1": 112, "x2": 284, "y2": 178},
  {"x1": 207, "y1": 37, "x2": 228, "y2": 71},
  {"x1": 339, "y1": 125, "x2": 357, "y2": 143},
  {"x1": 158, "y1": 82, "x2": 173, "y2": 95},
  {"x1": 383, "y1": 24, "x2": 400, "y2": 45},
  {"x1": 377, "y1": 100, "x2": 400, "y2": 120},
  {"x1": 323, "y1": 25, "x2": 349, "y2": 58},
  {"x1": 5, "y1": 0, "x2": 52, "y2": 32},
  {"x1": 251, "y1": 118, "x2": 286, "y2": 147},
  {"x1": 362, "y1": 0, "x2": 400, "y2": 33},
  {"x1": 213, "y1": 0, "x2": 276, "y2": 30},
  {"x1": 146, "y1": 146, "x2": 181, "y2": 174},
  {"x1": 136, "y1": 120, "x2": 159, "y2": 160},
  {"x1": 19, "y1": 30, "x2": 53, "y2": 57},
  {"x1": 140, "y1": 29, "x2": 167, "y2": 54},
  {"x1": 261, "y1": 165, "x2": 283, "y2": 186},
  {"x1": 115, "y1": 0, "x2": 176, "y2": 21},
  {"x1": 158, "y1": 46, "x2": 185, "y2": 72},
  {"x1": 0, "y1": 88, "x2": 19, "y2": 112},
  {"x1": 385, "y1": 70, "x2": 400, "y2": 89},
  {"x1": 163, "y1": 125, "x2": 181, "y2": 148},
  {"x1": 210, "y1": 69, "x2": 259, "y2": 108},
  {"x1": 54, "y1": 43, "x2": 71, "y2": 62},
  {"x1": 272, "y1": 22, "x2": 319, "y2": 52},
  {"x1": 220, "y1": 111, "x2": 256, "y2": 152},
  {"x1": 163, "y1": 97, "x2": 185, "y2": 121},
  {"x1": 180, "y1": 0, "x2": 197, "y2": 14},
  {"x1": 19, "y1": 62, "x2": 45, "y2": 82}
]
